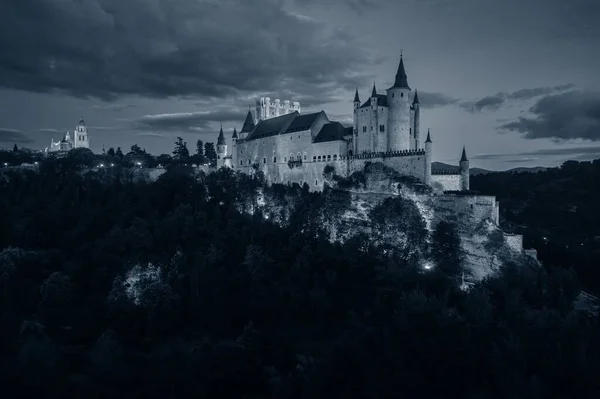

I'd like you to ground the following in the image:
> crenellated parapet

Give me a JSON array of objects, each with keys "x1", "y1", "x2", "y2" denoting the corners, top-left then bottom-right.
[
  {"x1": 340, "y1": 148, "x2": 425, "y2": 161},
  {"x1": 255, "y1": 97, "x2": 301, "y2": 120}
]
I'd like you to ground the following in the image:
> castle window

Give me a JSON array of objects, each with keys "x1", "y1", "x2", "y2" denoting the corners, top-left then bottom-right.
[
  {"x1": 379, "y1": 125, "x2": 385, "y2": 132},
  {"x1": 284, "y1": 157, "x2": 287, "y2": 162},
  {"x1": 248, "y1": 159, "x2": 251, "y2": 165},
  {"x1": 392, "y1": 93, "x2": 394, "y2": 98},
  {"x1": 298, "y1": 135, "x2": 300, "y2": 140},
  {"x1": 297, "y1": 152, "x2": 301, "y2": 160},
  {"x1": 371, "y1": 126, "x2": 373, "y2": 131},
  {"x1": 240, "y1": 160, "x2": 243, "y2": 165},
  {"x1": 290, "y1": 153, "x2": 294, "y2": 160},
  {"x1": 303, "y1": 152, "x2": 307, "y2": 160},
  {"x1": 217, "y1": 155, "x2": 220, "y2": 159},
  {"x1": 362, "y1": 126, "x2": 367, "y2": 133},
  {"x1": 401, "y1": 93, "x2": 404, "y2": 97},
  {"x1": 318, "y1": 156, "x2": 322, "y2": 161},
  {"x1": 327, "y1": 155, "x2": 331, "y2": 161},
  {"x1": 315, "y1": 180, "x2": 318, "y2": 186},
  {"x1": 273, "y1": 156, "x2": 277, "y2": 163},
  {"x1": 263, "y1": 157, "x2": 266, "y2": 164},
  {"x1": 290, "y1": 136, "x2": 293, "y2": 140},
  {"x1": 313, "y1": 156, "x2": 316, "y2": 161},
  {"x1": 333, "y1": 154, "x2": 337, "y2": 160}
]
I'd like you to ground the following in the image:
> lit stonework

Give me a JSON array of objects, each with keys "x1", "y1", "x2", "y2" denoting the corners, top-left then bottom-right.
[{"x1": 46, "y1": 117, "x2": 90, "y2": 153}]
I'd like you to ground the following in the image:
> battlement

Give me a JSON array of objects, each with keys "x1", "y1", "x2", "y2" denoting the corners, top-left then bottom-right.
[
  {"x1": 340, "y1": 149, "x2": 425, "y2": 161},
  {"x1": 255, "y1": 97, "x2": 301, "y2": 120},
  {"x1": 431, "y1": 169, "x2": 461, "y2": 175}
]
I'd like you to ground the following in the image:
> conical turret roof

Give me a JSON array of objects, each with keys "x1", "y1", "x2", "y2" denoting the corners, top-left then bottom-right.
[
  {"x1": 354, "y1": 88, "x2": 360, "y2": 103},
  {"x1": 425, "y1": 129, "x2": 432, "y2": 143},
  {"x1": 371, "y1": 82, "x2": 377, "y2": 97},
  {"x1": 240, "y1": 110, "x2": 255, "y2": 133},
  {"x1": 460, "y1": 146, "x2": 468, "y2": 162},
  {"x1": 232, "y1": 127, "x2": 238, "y2": 139},
  {"x1": 413, "y1": 89, "x2": 420, "y2": 104},
  {"x1": 217, "y1": 125, "x2": 226, "y2": 145},
  {"x1": 392, "y1": 54, "x2": 410, "y2": 90}
]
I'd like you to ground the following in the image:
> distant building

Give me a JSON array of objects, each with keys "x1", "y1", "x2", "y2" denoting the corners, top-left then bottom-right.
[{"x1": 46, "y1": 118, "x2": 90, "y2": 153}]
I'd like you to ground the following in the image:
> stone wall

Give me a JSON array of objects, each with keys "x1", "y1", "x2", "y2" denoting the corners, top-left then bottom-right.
[
  {"x1": 345, "y1": 151, "x2": 427, "y2": 183},
  {"x1": 504, "y1": 233, "x2": 524, "y2": 254},
  {"x1": 430, "y1": 173, "x2": 462, "y2": 193},
  {"x1": 427, "y1": 194, "x2": 500, "y2": 227}
]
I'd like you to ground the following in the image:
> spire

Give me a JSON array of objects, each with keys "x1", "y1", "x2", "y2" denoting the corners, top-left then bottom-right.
[
  {"x1": 425, "y1": 129, "x2": 432, "y2": 143},
  {"x1": 371, "y1": 82, "x2": 377, "y2": 97},
  {"x1": 79, "y1": 117, "x2": 85, "y2": 125},
  {"x1": 460, "y1": 146, "x2": 468, "y2": 162},
  {"x1": 392, "y1": 53, "x2": 410, "y2": 90},
  {"x1": 217, "y1": 125, "x2": 225, "y2": 145},
  {"x1": 413, "y1": 89, "x2": 420, "y2": 104},
  {"x1": 353, "y1": 88, "x2": 360, "y2": 103},
  {"x1": 241, "y1": 110, "x2": 255, "y2": 133},
  {"x1": 232, "y1": 127, "x2": 238, "y2": 139}
]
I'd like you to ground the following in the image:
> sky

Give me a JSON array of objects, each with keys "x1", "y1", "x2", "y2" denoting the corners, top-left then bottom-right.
[{"x1": 0, "y1": 0, "x2": 599, "y2": 170}]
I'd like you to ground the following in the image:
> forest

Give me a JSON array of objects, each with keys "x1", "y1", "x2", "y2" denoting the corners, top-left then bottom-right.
[
  {"x1": 0, "y1": 148, "x2": 599, "y2": 398},
  {"x1": 471, "y1": 159, "x2": 600, "y2": 295}
]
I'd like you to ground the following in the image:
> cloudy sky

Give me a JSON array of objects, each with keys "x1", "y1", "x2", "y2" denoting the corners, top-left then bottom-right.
[{"x1": 0, "y1": 0, "x2": 599, "y2": 170}]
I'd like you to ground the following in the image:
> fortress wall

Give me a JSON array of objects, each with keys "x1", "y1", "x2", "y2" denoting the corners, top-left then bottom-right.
[
  {"x1": 347, "y1": 153, "x2": 426, "y2": 182},
  {"x1": 431, "y1": 174, "x2": 462, "y2": 193},
  {"x1": 429, "y1": 194, "x2": 499, "y2": 226},
  {"x1": 504, "y1": 233, "x2": 524, "y2": 254},
  {"x1": 251, "y1": 159, "x2": 346, "y2": 191}
]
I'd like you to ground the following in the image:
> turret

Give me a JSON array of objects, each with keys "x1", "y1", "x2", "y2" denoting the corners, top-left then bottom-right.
[
  {"x1": 459, "y1": 146, "x2": 470, "y2": 191},
  {"x1": 217, "y1": 125, "x2": 227, "y2": 167},
  {"x1": 353, "y1": 88, "x2": 360, "y2": 155},
  {"x1": 74, "y1": 116, "x2": 89, "y2": 149},
  {"x1": 424, "y1": 129, "x2": 432, "y2": 185},
  {"x1": 412, "y1": 89, "x2": 420, "y2": 150},
  {"x1": 239, "y1": 109, "x2": 255, "y2": 140},
  {"x1": 386, "y1": 53, "x2": 412, "y2": 152}
]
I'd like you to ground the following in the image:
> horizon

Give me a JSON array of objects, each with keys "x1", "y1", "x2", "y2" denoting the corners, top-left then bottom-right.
[{"x1": 1, "y1": 0, "x2": 599, "y2": 170}]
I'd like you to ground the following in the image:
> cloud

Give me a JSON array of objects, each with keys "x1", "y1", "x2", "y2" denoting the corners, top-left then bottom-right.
[
  {"x1": 498, "y1": 90, "x2": 600, "y2": 141},
  {"x1": 132, "y1": 109, "x2": 247, "y2": 133},
  {"x1": 38, "y1": 128, "x2": 64, "y2": 134},
  {"x1": 0, "y1": 128, "x2": 33, "y2": 143},
  {"x1": 461, "y1": 84, "x2": 574, "y2": 113},
  {"x1": 92, "y1": 103, "x2": 138, "y2": 112},
  {"x1": 0, "y1": 0, "x2": 379, "y2": 103},
  {"x1": 418, "y1": 91, "x2": 458, "y2": 108},
  {"x1": 471, "y1": 146, "x2": 600, "y2": 161}
]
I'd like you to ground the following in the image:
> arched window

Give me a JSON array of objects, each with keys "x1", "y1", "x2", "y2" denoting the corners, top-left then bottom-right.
[
  {"x1": 263, "y1": 157, "x2": 266, "y2": 164},
  {"x1": 315, "y1": 180, "x2": 318, "y2": 186},
  {"x1": 313, "y1": 156, "x2": 316, "y2": 161},
  {"x1": 284, "y1": 157, "x2": 287, "y2": 162},
  {"x1": 333, "y1": 154, "x2": 337, "y2": 160},
  {"x1": 290, "y1": 153, "x2": 294, "y2": 160},
  {"x1": 318, "y1": 156, "x2": 322, "y2": 161},
  {"x1": 327, "y1": 155, "x2": 331, "y2": 161},
  {"x1": 240, "y1": 160, "x2": 243, "y2": 165},
  {"x1": 273, "y1": 156, "x2": 277, "y2": 163},
  {"x1": 303, "y1": 152, "x2": 307, "y2": 160},
  {"x1": 297, "y1": 152, "x2": 301, "y2": 161}
]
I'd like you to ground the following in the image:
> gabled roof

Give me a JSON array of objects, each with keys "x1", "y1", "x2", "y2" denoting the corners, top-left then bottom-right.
[
  {"x1": 285, "y1": 112, "x2": 323, "y2": 133},
  {"x1": 314, "y1": 122, "x2": 348, "y2": 143},
  {"x1": 240, "y1": 110, "x2": 255, "y2": 133},
  {"x1": 359, "y1": 94, "x2": 388, "y2": 108},
  {"x1": 245, "y1": 112, "x2": 298, "y2": 140}
]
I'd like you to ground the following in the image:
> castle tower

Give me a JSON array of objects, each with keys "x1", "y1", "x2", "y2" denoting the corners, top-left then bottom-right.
[
  {"x1": 459, "y1": 146, "x2": 470, "y2": 191},
  {"x1": 216, "y1": 125, "x2": 227, "y2": 168},
  {"x1": 386, "y1": 54, "x2": 412, "y2": 152},
  {"x1": 74, "y1": 117, "x2": 89, "y2": 149},
  {"x1": 424, "y1": 129, "x2": 432, "y2": 185},
  {"x1": 370, "y1": 82, "x2": 379, "y2": 152},
  {"x1": 412, "y1": 89, "x2": 420, "y2": 150},
  {"x1": 231, "y1": 127, "x2": 238, "y2": 167},
  {"x1": 239, "y1": 110, "x2": 255, "y2": 140},
  {"x1": 352, "y1": 88, "x2": 360, "y2": 155}
]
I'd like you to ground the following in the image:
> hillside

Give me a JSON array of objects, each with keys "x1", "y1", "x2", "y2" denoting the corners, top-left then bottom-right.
[{"x1": 471, "y1": 159, "x2": 600, "y2": 294}]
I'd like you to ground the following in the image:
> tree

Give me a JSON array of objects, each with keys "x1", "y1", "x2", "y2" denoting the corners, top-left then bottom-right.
[
  {"x1": 173, "y1": 137, "x2": 190, "y2": 160},
  {"x1": 115, "y1": 147, "x2": 124, "y2": 158},
  {"x1": 107, "y1": 147, "x2": 116, "y2": 157},
  {"x1": 204, "y1": 142, "x2": 217, "y2": 166},
  {"x1": 431, "y1": 221, "x2": 464, "y2": 279},
  {"x1": 129, "y1": 144, "x2": 143, "y2": 156},
  {"x1": 12, "y1": 144, "x2": 18, "y2": 152},
  {"x1": 196, "y1": 140, "x2": 204, "y2": 158}
]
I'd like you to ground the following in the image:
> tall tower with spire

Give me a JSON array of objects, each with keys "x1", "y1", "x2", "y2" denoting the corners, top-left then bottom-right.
[
  {"x1": 411, "y1": 89, "x2": 420, "y2": 150},
  {"x1": 216, "y1": 125, "x2": 227, "y2": 168},
  {"x1": 74, "y1": 117, "x2": 89, "y2": 149},
  {"x1": 386, "y1": 53, "x2": 412, "y2": 152},
  {"x1": 459, "y1": 146, "x2": 470, "y2": 191},
  {"x1": 425, "y1": 129, "x2": 432, "y2": 185},
  {"x1": 352, "y1": 88, "x2": 360, "y2": 155}
]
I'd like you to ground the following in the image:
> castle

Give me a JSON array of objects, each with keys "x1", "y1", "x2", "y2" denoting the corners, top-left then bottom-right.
[
  {"x1": 46, "y1": 118, "x2": 90, "y2": 153},
  {"x1": 215, "y1": 55, "x2": 469, "y2": 194}
]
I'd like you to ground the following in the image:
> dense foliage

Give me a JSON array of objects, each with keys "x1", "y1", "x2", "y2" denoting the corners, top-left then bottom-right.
[
  {"x1": 0, "y1": 155, "x2": 598, "y2": 398},
  {"x1": 471, "y1": 159, "x2": 600, "y2": 294}
]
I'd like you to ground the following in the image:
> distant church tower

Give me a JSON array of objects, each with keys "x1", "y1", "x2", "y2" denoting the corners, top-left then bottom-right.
[
  {"x1": 460, "y1": 146, "x2": 470, "y2": 191},
  {"x1": 386, "y1": 54, "x2": 412, "y2": 152},
  {"x1": 74, "y1": 117, "x2": 89, "y2": 149}
]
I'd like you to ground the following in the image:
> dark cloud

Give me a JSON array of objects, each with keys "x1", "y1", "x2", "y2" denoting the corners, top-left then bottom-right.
[
  {"x1": 0, "y1": 128, "x2": 33, "y2": 143},
  {"x1": 498, "y1": 90, "x2": 600, "y2": 141},
  {"x1": 92, "y1": 103, "x2": 138, "y2": 112},
  {"x1": 418, "y1": 91, "x2": 458, "y2": 108},
  {"x1": 461, "y1": 84, "x2": 574, "y2": 113},
  {"x1": 0, "y1": 0, "x2": 379, "y2": 102},
  {"x1": 132, "y1": 109, "x2": 246, "y2": 133},
  {"x1": 471, "y1": 146, "x2": 600, "y2": 160}
]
